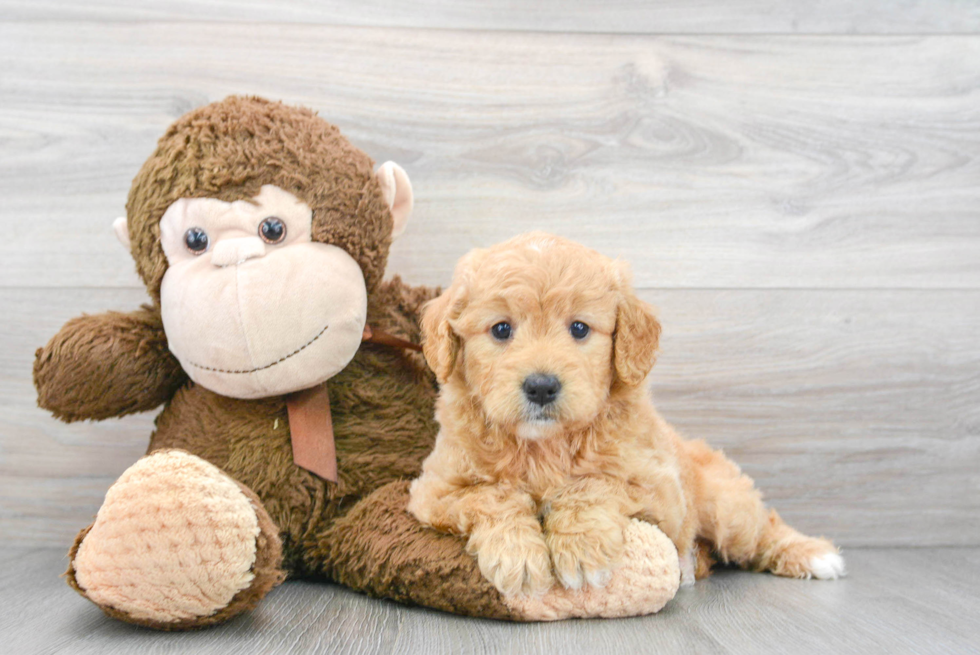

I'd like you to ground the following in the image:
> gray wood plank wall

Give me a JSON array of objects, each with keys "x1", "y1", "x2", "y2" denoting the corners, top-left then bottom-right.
[
  {"x1": 4, "y1": 1, "x2": 980, "y2": 33},
  {"x1": 0, "y1": 3, "x2": 977, "y2": 548}
]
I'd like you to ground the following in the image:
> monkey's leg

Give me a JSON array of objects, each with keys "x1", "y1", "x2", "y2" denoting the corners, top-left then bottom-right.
[
  {"x1": 310, "y1": 481, "x2": 679, "y2": 621},
  {"x1": 67, "y1": 449, "x2": 284, "y2": 630},
  {"x1": 310, "y1": 480, "x2": 518, "y2": 619}
]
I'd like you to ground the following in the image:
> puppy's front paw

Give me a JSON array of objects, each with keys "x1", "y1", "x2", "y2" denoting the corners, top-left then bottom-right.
[
  {"x1": 470, "y1": 524, "x2": 554, "y2": 597},
  {"x1": 545, "y1": 513, "x2": 627, "y2": 590}
]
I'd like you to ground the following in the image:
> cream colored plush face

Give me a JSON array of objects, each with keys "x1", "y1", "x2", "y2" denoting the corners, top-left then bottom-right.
[{"x1": 157, "y1": 185, "x2": 368, "y2": 399}]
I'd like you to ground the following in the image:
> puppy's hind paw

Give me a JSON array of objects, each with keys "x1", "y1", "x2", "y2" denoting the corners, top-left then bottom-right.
[
  {"x1": 807, "y1": 551, "x2": 847, "y2": 580},
  {"x1": 767, "y1": 537, "x2": 846, "y2": 580},
  {"x1": 679, "y1": 549, "x2": 697, "y2": 587}
]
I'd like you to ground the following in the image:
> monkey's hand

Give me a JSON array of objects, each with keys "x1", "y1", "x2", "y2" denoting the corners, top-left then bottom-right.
[{"x1": 34, "y1": 305, "x2": 186, "y2": 422}]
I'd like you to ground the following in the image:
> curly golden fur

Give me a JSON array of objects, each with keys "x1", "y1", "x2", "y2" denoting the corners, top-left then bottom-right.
[{"x1": 409, "y1": 232, "x2": 845, "y2": 596}]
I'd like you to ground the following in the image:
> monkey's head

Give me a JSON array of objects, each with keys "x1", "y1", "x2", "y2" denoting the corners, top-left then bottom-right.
[{"x1": 116, "y1": 96, "x2": 414, "y2": 399}]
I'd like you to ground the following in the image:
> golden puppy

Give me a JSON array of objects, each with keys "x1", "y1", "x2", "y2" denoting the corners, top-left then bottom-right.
[{"x1": 408, "y1": 232, "x2": 845, "y2": 596}]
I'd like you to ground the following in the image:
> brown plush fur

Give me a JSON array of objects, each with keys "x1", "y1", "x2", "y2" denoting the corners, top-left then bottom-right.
[
  {"x1": 145, "y1": 278, "x2": 444, "y2": 577},
  {"x1": 410, "y1": 233, "x2": 845, "y2": 596},
  {"x1": 319, "y1": 481, "x2": 517, "y2": 620},
  {"x1": 126, "y1": 96, "x2": 393, "y2": 302},
  {"x1": 36, "y1": 97, "x2": 515, "y2": 628},
  {"x1": 34, "y1": 306, "x2": 185, "y2": 422}
]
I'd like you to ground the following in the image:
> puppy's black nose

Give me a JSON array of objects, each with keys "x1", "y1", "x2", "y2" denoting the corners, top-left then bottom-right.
[{"x1": 523, "y1": 374, "x2": 561, "y2": 406}]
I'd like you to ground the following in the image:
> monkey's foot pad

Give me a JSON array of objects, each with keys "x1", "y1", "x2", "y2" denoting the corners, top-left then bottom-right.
[
  {"x1": 67, "y1": 449, "x2": 283, "y2": 629},
  {"x1": 505, "y1": 519, "x2": 680, "y2": 620}
]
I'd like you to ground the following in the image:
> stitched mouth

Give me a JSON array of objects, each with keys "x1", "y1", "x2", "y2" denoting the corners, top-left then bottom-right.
[{"x1": 186, "y1": 323, "x2": 330, "y2": 375}]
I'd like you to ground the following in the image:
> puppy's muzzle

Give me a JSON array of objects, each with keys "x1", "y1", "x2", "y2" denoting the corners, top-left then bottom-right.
[{"x1": 523, "y1": 373, "x2": 561, "y2": 406}]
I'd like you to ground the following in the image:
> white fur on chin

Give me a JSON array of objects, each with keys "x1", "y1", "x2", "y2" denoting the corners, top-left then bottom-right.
[{"x1": 516, "y1": 419, "x2": 561, "y2": 440}]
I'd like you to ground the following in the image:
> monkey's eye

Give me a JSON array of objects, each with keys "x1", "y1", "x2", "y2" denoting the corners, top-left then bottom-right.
[
  {"x1": 491, "y1": 322, "x2": 512, "y2": 341},
  {"x1": 259, "y1": 217, "x2": 286, "y2": 244},
  {"x1": 569, "y1": 321, "x2": 590, "y2": 340},
  {"x1": 184, "y1": 227, "x2": 209, "y2": 254}
]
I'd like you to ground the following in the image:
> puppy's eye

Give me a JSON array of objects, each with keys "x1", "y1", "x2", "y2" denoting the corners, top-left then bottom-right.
[
  {"x1": 184, "y1": 227, "x2": 209, "y2": 254},
  {"x1": 491, "y1": 322, "x2": 512, "y2": 341},
  {"x1": 569, "y1": 321, "x2": 590, "y2": 340},
  {"x1": 259, "y1": 216, "x2": 286, "y2": 244}
]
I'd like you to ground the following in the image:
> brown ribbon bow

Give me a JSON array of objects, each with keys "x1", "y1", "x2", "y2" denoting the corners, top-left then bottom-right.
[{"x1": 287, "y1": 325, "x2": 422, "y2": 482}]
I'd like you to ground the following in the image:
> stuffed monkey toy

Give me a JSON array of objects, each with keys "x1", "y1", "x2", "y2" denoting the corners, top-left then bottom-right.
[{"x1": 33, "y1": 96, "x2": 679, "y2": 629}]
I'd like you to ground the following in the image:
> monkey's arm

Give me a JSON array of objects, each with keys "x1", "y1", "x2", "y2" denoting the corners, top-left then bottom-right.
[{"x1": 34, "y1": 305, "x2": 186, "y2": 422}]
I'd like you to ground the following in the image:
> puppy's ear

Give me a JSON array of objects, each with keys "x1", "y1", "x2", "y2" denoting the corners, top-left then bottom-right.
[
  {"x1": 423, "y1": 248, "x2": 487, "y2": 383},
  {"x1": 421, "y1": 286, "x2": 464, "y2": 384},
  {"x1": 613, "y1": 285, "x2": 662, "y2": 388}
]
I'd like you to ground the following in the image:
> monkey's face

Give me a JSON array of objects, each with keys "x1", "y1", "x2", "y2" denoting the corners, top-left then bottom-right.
[{"x1": 158, "y1": 185, "x2": 368, "y2": 399}]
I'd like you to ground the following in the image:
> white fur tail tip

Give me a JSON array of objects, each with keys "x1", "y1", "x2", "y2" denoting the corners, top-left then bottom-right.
[{"x1": 808, "y1": 551, "x2": 847, "y2": 580}]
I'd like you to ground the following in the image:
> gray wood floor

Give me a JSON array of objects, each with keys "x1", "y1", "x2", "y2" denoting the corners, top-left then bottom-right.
[{"x1": 2, "y1": 547, "x2": 978, "y2": 655}]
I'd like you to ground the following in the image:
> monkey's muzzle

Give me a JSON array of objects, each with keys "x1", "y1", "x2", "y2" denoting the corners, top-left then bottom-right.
[{"x1": 160, "y1": 241, "x2": 368, "y2": 399}]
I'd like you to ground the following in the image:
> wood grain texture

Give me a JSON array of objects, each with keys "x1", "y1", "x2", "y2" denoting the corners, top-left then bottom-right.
[
  {"x1": 1, "y1": 546, "x2": 978, "y2": 654},
  {"x1": 1, "y1": 5, "x2": 978, "y2": 569},
  {"x1": 1, "y1": 24, "x2": 979, "y2": 289},
  {"x1": 4, "y1": 287, "x2": 978, "y2": 547},
  {"x1": 3, "y1": 1, "x2": 980, "y2": 34}
]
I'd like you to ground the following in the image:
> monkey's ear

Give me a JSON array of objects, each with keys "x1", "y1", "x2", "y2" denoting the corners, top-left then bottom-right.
[
  {"x1": 113, "y1": 216, "x2": 131, "y2": 250},
  {"x1": 375, "y1": 161, "x2": 414, "y2": 240}
]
